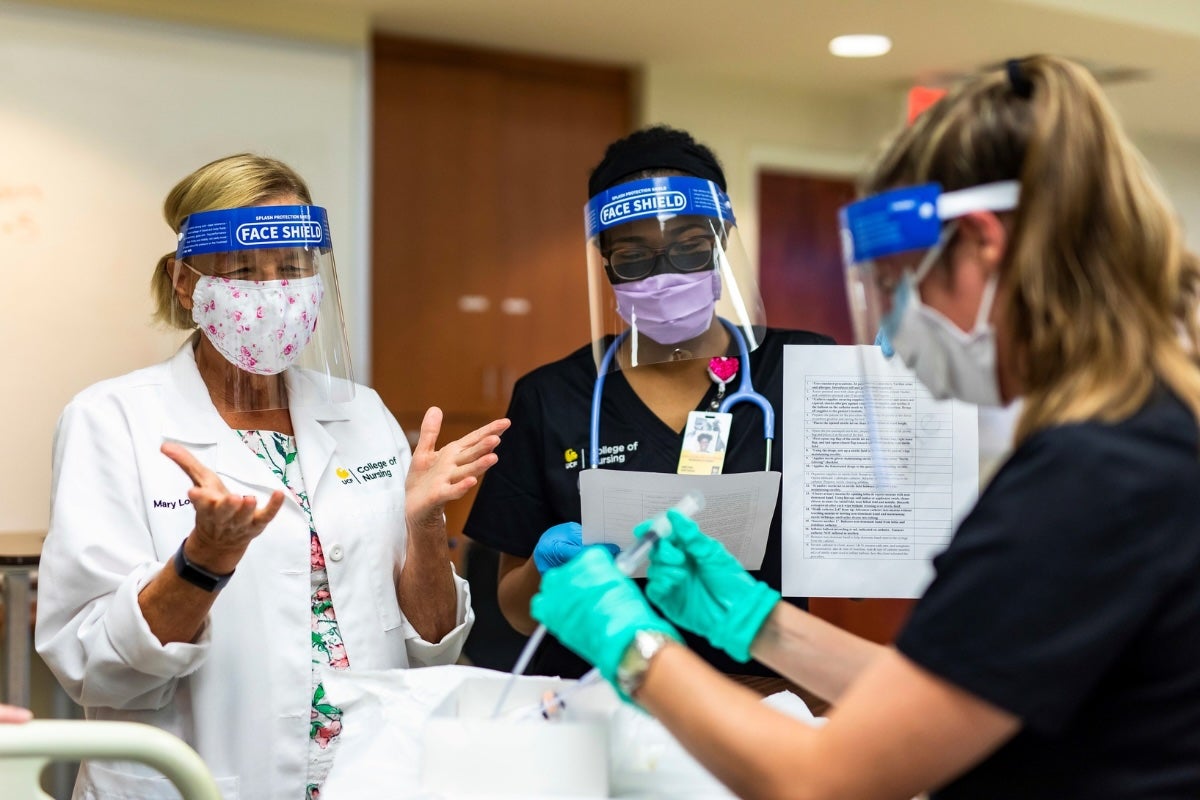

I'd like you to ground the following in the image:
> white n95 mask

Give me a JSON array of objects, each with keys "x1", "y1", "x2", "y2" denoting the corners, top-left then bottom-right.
[
  {"x1": 887, "y1": 270, "x2": 1003, "y2": 406},
  {"x1": 191, "y1": 274, "x2": 325, "y2": 376}
]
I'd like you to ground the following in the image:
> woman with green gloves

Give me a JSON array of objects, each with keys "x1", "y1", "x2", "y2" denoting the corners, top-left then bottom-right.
[{"x1": 531, "y1": 55, "x2": 1200, "y2": 799}]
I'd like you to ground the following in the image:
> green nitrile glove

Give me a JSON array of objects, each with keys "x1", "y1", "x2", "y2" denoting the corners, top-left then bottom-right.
[
  {"x1": 531, "y1": 547, "x2": 680, "y2": 700},
  {"x1": 639, "y1": 509, "x2": 780, "y2": 663}
]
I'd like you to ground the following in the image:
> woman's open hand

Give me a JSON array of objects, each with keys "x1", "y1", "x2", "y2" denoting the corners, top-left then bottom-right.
[
  {"x1": 161, "y1": 442, "x2": 285, "y2": 573},
  {"x1": 404, "y1": 407, "x2": 509, "y2": 532}
]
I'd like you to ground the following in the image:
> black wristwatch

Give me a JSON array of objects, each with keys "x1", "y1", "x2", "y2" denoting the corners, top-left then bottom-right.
[{"x1": 173, "y1": 538, "x2": 235, "y2": 593}]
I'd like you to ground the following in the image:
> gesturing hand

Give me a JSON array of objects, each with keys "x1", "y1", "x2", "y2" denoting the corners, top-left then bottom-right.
[
  {"x1": 161, "y1": 441, "x2": 285, "y2": 573},
  {"x1": 404, "y1": 407, "x2": 510, "y2": 531}
]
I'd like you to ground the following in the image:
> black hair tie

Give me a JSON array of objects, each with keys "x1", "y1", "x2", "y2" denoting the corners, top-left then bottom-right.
[{"x1": 1006, "y1": 58, "x2": 1034, "y2": 99}]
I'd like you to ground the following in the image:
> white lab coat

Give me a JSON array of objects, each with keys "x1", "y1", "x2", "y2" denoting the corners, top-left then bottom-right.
[{"x1": 35, "y1": 337, "x2": 474, "y2": 800}]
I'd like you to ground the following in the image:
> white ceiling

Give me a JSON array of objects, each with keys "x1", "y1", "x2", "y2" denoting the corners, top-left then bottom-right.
[
  {"x1": 24, "y1": 0, "x2": 1200, "y2": 139},
  {"x1": 351, "y1": 0, "x2": 1200, "y2": 140}
]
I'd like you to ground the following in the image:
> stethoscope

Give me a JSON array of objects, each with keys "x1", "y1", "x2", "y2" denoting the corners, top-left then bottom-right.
[{"x1": 589, "y1": 317, "x2": 776, "y2": 471}]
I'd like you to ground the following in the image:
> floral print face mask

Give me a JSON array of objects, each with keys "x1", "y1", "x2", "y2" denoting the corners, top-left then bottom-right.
[{"x1": 191, "y1": 274, "x2": 325, "y2": 375}]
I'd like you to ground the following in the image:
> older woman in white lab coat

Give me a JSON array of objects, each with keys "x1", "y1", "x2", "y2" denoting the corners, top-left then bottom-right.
[{"x1": 35, "y1": 154, "x2": 509, "y2": 800}]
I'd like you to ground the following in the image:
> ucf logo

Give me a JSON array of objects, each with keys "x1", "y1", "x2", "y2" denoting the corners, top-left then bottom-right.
[{"x1": 564, "y1": 448, "x2": 579, "y2": 470}]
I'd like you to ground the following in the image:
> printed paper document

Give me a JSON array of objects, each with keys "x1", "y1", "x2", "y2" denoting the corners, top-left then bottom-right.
[
  {"x1": 580, "y1": 469, "x2": 780, "y2": 577},
  {"x1": 782, "y1": 345, "x2": 978, "y2": 598}
]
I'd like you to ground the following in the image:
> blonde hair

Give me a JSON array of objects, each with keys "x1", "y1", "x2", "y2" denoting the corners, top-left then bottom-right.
[
  {"x1": 863, "y1": 55, "x2": 1200, "y2": 443},
  {"x1": 151, "y1": 154, "x2": 313, "y2": 328}
]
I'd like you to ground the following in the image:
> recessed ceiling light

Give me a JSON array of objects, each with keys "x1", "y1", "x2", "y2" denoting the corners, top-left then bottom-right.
[{"x1": 829, "y1": 34, "x2": 892, "y2": 58}]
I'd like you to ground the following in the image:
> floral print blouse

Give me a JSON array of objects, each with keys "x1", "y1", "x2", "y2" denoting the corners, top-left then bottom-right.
[{"x1": 238, "y1": 430, "x2": 347, "y2": 800}]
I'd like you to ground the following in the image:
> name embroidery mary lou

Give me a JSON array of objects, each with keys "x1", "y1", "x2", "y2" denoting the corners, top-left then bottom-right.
[{"x1": 152, "y1": 498, "x2": 192, "y2": 509}]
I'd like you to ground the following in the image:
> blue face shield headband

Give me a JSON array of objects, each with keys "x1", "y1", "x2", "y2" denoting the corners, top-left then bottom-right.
[
  {"x1": 176, "y1": 204, "x2": 332, "y2": 261},
  {"x1": 840, "y1": 181, "x2": 1020, "y2": 346}
]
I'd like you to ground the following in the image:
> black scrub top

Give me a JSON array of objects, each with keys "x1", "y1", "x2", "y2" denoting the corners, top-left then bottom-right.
[
  {"x1": 897, "y1": 388, "x2": 1200, "y2": 798},
  {"x1": 464, "y1": 327, "x2": 834, "y2": 678}
]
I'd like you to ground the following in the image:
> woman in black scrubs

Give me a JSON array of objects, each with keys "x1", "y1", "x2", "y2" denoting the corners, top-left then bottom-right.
[{"x1": 531, "y1": 55, "x2": 1200, "y2": 799}]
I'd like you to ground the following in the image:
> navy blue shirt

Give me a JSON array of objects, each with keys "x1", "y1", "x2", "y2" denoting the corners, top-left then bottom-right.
[
  {"x1": 898, "y1": 389, "x2": 1200, "y2": 798},
  {"x1": 464, "y1": 328, "x2": 834, "y2": 677}
]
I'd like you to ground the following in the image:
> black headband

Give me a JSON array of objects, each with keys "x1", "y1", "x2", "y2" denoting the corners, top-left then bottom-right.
[
  {"x1": 1006, "y1": 58, "x2": 1034, "y2": 99},
  {"x1": 588, "y1": 142, "x2": 727, "y2": 198}
]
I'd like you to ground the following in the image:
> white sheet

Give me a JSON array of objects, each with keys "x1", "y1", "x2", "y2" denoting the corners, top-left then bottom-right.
[{"x1": 320, "y1": 664, "x2": 820, "y2": 799}]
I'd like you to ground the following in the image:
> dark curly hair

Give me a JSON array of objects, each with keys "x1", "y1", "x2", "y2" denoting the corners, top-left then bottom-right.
[{"x1": 588, "y1": 125, "x2": 726, "y2": 196}]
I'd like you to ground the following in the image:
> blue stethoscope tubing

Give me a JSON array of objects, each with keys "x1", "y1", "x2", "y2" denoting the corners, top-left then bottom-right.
[{"x1": 590, "y1": 317, "x2": 776, "y2": 471}]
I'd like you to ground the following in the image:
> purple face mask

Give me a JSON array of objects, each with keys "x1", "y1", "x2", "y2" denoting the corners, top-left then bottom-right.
[{"x1": 611, "y1": 271, "x2": 722, "y2": 345}]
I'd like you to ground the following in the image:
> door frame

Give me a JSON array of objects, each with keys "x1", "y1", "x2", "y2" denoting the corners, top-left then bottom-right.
[{"x1": 743, "y1": 143, "x2": 861, "y2": 274}]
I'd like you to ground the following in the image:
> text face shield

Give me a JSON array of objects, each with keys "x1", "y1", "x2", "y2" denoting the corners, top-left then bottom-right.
[
  {"x1": 172, "y1": 205, "x2": 355, "y2": 411},
  {"x1": 584, "y1": 177, "x2": 765, "y2": 374}
]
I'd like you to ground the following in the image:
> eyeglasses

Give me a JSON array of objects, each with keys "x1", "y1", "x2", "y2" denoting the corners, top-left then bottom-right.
[
  {"x1": 604, "y1": 237, "x2": 715, "y2": 282},
  {"x1": 183, "y1": 248, "x2": 322, "y2": 280}
]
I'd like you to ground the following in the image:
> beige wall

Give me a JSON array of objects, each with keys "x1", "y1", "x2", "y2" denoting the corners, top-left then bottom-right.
[
  {"x1": 23, "y1": 0, "x2": 368, "y2": 44},
  {"x1": 640, "y1": 66, "x2": 904, "y2": 268},
  {"x1": 641, "y1": 65, "x2": 1200, "y2": 271},
  {"x1": 1139, "y1": 134, "x2": 1200, "y2": 252},
  {"x1": 0, "y1": 0, "x2": 369, "y2": 531},
  {"x1": 6, "y1": 0, "x2": 1200, "y2": 537},
  {"x1": 638, "y1": 73, "x2": 1200, "y2": 481},
  {"x1": 7, "y1": 3, "x2": 1200, "y2": 756}
]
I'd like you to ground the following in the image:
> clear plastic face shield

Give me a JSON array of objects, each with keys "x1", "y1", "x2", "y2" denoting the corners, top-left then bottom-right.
[
  {"x1": 839, "y1": 181, "x2": 1020, "y2": 486},
  {"x1": 840, "y1": 181, "x2": 1021, "y2": 348},
  {"x1": 584, "y1": 177, "x2": 766, "y2": 373},
  {"x1": 170, "y1": 204, "x2": 355, "y2": 411}
]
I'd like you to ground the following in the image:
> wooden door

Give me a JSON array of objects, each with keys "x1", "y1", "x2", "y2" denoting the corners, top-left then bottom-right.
[
  {"x1": 371, "y1": 37, "x2": 632, "y2": 569},
  {"x1": 758, "y1": 170, "x2": 915, "y2": 644}
]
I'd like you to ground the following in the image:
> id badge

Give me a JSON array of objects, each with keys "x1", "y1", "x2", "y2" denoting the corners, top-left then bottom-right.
[{"x1": 678, "y1": 411, "x2": 733, "y2": 475}]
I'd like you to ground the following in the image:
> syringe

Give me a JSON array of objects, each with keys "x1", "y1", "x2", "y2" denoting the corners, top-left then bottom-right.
[{"x1": 490, "y1": 490, "x2": 706, "y2": 718}]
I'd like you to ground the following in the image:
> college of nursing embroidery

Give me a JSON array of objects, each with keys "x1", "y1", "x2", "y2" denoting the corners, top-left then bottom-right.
[
  {"x1": 335, "y1": 457, "x2": 399, "y2": 484},
  {"x1": 564, "y1": 442, "x2": 641, "y2": 470}
]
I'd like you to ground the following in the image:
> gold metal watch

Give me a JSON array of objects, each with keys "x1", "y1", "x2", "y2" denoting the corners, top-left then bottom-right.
[{"x1": 616, "y1": 629, "x2": 672, "y2": 698}]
